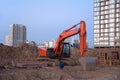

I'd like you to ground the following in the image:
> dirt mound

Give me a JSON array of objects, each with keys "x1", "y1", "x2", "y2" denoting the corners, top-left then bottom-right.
[{"x1": 0, "y1": 44, "x2": 38, "y2": 68}]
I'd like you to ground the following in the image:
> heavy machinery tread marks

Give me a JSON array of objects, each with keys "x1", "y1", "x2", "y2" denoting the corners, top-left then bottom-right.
[{"x1": 47, "y1": 48, "x2": 55, "y2": 59}]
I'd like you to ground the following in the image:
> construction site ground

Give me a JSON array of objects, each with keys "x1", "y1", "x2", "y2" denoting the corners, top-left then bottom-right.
[
  {"x1": 0, "y1": 65, "x2": 120, "y2": 80},
  {"x1": 0, "y1": 44, "x2": 120, "y2": 80}
]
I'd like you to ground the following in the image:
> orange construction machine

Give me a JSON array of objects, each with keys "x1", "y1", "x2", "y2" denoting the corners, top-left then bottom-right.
[{"x1": 38, "y1": 21, "x2": 86, "y2": 58}]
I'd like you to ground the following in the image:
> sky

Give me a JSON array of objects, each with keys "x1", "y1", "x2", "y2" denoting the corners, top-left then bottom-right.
[{"x1": 0, "y1": 0, "x2": 94, "y2": 48}]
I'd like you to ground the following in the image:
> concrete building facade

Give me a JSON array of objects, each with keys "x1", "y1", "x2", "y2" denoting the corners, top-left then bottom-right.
[
  {"x1": 6, "y1": 24, "x2": 26, "y2": 47},
  {"x1": 94, "y1": 0, "x2": 120, "y2": 48}
]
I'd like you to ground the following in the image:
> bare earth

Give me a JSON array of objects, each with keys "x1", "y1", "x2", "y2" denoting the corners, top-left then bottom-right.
[{"x1": 0, "y1": 65, "x2": 120, "y2": 80}]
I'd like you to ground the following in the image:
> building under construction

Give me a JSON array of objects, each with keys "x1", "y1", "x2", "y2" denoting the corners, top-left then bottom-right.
[
  {"x1": 94, "y1": 0, "x2": 120, "y2": 48},
  {"x1": 94, "y1": 0, "x2": 120, "y2": 66}
]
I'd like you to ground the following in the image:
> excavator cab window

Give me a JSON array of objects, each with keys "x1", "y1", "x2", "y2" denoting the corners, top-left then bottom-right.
[{"x1": 62, "y1": 42, "x2": 70, "y2": 57}]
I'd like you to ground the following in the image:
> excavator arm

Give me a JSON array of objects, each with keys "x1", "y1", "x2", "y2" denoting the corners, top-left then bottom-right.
[
  {"x1": 54, "y1": 21, "x2": 86, "y2": 57},
  {"x1": 38, "y1": 21, "x2": 87, "y2": 58}
]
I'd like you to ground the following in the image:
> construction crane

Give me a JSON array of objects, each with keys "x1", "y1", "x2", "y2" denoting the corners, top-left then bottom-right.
[{"x1": 38, "y1": 21, "x2": 86, "y2": 58}]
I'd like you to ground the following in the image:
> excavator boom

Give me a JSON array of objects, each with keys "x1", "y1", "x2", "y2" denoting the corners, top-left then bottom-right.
[
  {"x1": 54, "y1": 21, "x2": 86, "y2": 57},
  {"x1": 38, "y1": 21, "x2": 87, "y2": 58}
]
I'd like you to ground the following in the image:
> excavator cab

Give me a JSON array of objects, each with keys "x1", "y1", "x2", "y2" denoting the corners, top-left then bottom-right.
[
  {"x1": 46, "y1": 42, "x2": 70, "y2": 58},
  {"x1": 62, "y1": 42, "x2": 70, "y2": 57}
]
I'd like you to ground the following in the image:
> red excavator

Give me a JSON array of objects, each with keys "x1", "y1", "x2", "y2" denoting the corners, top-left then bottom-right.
[{"x1": 38, "y1": 21, "x2": 86, "y2": 58}]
